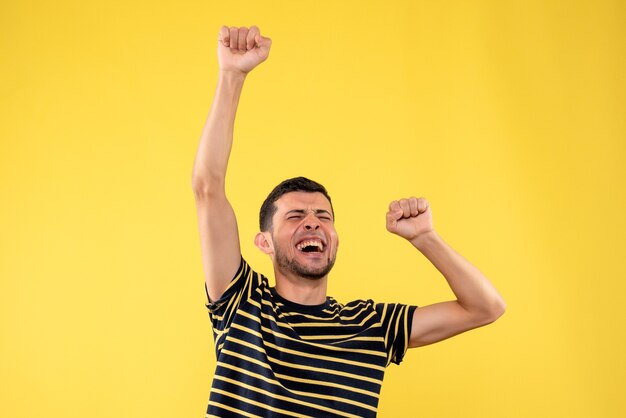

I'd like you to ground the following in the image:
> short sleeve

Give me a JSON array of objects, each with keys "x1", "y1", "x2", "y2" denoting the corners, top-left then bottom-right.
[
  {"x1": 375, "y1": 302, "x2": 418, "y2": 366},
  {"x1": 204, "y1": 257, "x2": 261, "y2": 346}
]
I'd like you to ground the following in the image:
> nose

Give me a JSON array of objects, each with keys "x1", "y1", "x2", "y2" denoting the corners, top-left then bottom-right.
[{"x1": 303, "y1": 214, "x2": 320, "y2": 230}]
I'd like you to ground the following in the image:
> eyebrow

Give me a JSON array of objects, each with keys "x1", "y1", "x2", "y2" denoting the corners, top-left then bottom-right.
[{"x1": 285, "y1": 209, "x2": 333, "y2": 218}]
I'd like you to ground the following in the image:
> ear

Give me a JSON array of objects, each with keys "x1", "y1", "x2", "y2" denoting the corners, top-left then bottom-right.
[{"x1": 254, "y1": 232, "x2": 273, "y2": 255}]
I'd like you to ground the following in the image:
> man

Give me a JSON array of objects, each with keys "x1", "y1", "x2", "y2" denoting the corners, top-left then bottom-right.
[{"x1": 192, "y1": 25, "x2": 506, "y2": 418}]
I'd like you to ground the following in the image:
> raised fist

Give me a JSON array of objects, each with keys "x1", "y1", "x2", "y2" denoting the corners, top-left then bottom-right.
[
  {"x1": 386, "y1": 197, "x2": 434, "y2": 242},
  {"x1": 217, "y1": 25, "x2": 272, "y2": 75}
]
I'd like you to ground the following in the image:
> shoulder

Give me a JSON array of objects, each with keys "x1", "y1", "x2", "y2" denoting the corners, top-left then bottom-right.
[
  {"x1": 208, "y1": 257, "x2": 269, "y2": 308},
  {"x1": 335, "y1": 297, "x2": 377, "y2": 318},
  {"x1": 240, "y1": 257, "x2": 270, "y2": 283},
  {"x1": 339, "y1": 298, "x2": 375, "y2": 309}
]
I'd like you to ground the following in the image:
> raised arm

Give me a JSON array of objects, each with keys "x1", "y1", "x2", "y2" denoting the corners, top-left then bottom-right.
[
  {"x1": 191, "y1": 26, "x2": 271, "y2": 302},
  {"x1": 385, "y1": 197, "x2": 506, "y2": 348}
]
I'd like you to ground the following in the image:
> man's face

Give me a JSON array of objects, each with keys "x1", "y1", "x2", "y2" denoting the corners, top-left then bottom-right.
[{"x1": 268, "y1": 191, "x2": 338, "y2": 280}]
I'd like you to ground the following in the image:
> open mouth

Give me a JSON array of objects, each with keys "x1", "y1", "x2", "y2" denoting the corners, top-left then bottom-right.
[{"x1": 295, "y1": 239, "x2": 325, "y2": 253}]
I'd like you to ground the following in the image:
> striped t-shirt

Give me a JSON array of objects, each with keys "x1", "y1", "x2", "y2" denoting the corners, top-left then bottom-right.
[{"x1": 204, "y1": 257, "x2": 417, "y2": 418}]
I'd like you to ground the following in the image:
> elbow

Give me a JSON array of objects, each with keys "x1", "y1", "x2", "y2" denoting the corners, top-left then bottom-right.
[
  {"x1": 486, "y1": 298, "x2": 507, "y2": 323},
  {"x1": 191, "y1": 174, "x2": 225, "y2": 197},
  {"x1": 472, "y1": 298, "x2": 506, "y2": 326}
]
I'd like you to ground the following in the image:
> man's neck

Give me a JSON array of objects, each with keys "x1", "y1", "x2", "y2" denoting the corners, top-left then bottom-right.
[{"x1": 273, "y1": 273, "x2": 328, "y2": 305}]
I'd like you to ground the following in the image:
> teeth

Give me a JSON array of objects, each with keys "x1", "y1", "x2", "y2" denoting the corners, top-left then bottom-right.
[{"x1": 296, "y1": 239, "x2": 324, "y2": 251}]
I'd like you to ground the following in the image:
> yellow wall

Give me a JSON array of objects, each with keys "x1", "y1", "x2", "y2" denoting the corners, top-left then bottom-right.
[{"x1": 1, "y1": 1, "x2": 624, "y2": 417}]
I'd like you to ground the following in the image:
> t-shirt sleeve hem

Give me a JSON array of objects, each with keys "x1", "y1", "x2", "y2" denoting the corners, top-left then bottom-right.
[
  {"x1": 389, "y1": 304, "x2": 419, "y2": 366},
  {"x1": 204, "y1": 255, "x2": 246, "y2": 310}
]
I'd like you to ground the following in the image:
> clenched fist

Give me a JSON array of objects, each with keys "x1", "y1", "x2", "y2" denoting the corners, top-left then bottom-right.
[
  {"x1": 386, "y1": 197, "x2": 434, "y2": 242},
  {"x1": 218, "y1": 25, "x2": 272, "y2": 75}
]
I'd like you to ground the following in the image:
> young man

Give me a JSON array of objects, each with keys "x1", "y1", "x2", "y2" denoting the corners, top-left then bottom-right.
[{"x1": 192, "y1": 25, "x2": 506, "y2": 418}]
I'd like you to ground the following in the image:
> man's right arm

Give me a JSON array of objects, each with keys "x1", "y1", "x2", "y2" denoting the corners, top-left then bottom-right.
[{"x1": 191, "y1": 26, "x2": 271, "y2": 302}]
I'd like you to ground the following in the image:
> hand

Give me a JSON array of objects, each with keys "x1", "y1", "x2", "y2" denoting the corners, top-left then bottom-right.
[
  {"x1": 217, "y1": 25, "x2": 272, "y2": 75},
  {"x1": 386, "y1": 197, "x2": 434, "y2": 242}
]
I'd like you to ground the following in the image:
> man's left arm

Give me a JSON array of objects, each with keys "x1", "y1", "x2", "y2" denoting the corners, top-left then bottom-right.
[{"x1": 386, "y1": 197, "x2": 506, "y2": 349}]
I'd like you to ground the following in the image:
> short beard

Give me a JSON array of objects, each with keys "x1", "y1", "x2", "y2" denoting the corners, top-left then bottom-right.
[{"x1": 275, "y1": 245, "x2": 336, "y2": 280}]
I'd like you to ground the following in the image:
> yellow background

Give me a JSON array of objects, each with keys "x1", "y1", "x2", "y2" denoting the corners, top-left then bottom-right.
[{"x1": 1, "y1": 0, "x2": 625, "y2": 417}]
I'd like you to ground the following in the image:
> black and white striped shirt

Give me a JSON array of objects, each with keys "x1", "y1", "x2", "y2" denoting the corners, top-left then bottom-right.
[{"x1": 205, "y1": 257, "x2": 417, "y2": 417}]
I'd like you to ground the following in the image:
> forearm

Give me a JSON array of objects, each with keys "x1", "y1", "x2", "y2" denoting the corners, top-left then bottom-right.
[
  {"x1": 411, "y1": 231, "x2": 506, "y2": 317},
  {"x1": 191, "y1": 70, "x2": 247, "y2": 191}
]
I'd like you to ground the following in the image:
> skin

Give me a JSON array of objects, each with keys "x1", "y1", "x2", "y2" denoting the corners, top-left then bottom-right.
[
  {"x1": 254, "y1": 191, "x2": 339, "y2": 305},
  {"x1": 192, "y1": 25, "x2": 506, "y2": 351},
  {"x1": 191, "y1": 26, "x2": 271, "y2": 303}
]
